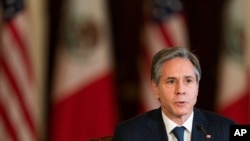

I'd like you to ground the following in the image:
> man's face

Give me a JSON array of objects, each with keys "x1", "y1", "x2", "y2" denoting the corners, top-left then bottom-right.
[{"x1": 152, "y1": 57, "x2": 199, "y2": 120}]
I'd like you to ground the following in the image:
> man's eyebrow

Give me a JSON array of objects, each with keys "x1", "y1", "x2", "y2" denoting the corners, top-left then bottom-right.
[
  {"x1": 162, "y1": 77, "x2": 175, "y2": 82},
  {"x1": 185, "y1": 75, "x2": 195, "y2": 78},
  {"x1": 166, "y1": 76, "x2": 176, "y2": 79}
]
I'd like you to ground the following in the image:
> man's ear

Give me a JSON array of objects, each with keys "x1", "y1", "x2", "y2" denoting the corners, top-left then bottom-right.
[{"x1": 151, "y1": 81, "x2": 160, "y2": 99}]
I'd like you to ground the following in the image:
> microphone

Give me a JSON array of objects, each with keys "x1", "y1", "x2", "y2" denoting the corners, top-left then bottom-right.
[{"x1": 196, "y1": 124, "x2": 211, "y2": 141}]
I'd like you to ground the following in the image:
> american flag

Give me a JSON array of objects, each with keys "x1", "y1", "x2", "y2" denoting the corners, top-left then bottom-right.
[
  {"x1": 0, "y1": 0, "x2": 38, "y2": 141},
  {"x1": 140, "y1": 0, "x2": 189, "y2": 111}
]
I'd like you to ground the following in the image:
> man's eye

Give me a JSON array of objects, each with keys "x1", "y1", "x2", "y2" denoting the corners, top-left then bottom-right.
[
  {"x1": 167, "y1": 80, "x2": 175, "y2": 84},
  {"x1": 186, "y1": 79, "x2": 193, "y2": 83}
]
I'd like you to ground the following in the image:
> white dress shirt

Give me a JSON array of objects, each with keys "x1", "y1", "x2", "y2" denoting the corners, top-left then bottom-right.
[{"x1": 162, "y1": 111, "x2": 194, "y2": 141}]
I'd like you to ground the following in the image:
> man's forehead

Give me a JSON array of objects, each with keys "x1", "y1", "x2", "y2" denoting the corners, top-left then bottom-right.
[{"x1": 165, "y1": 75, "x2": 195, "y2": 78}]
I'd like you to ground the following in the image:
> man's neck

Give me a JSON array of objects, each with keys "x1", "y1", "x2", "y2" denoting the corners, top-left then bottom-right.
[{"x1": 162, "y1": 110, "x2": 193, "y2": 125}]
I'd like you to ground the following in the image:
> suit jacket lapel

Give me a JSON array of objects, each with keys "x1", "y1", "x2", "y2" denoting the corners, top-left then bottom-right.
[
  {"x1": 146, "y1": 108, "x2": 168, "y2": 141},
  {"x1": 191, "y1": 108, "x2": 209, "y2": 141}
]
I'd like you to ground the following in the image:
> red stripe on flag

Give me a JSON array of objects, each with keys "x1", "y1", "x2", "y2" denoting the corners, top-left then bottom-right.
[
  {"x1": 158, "y1": 22, "x2": 175, "y2": 47},
  {"x1": 50, "y1": 73, "x2": 117, "y2": 141},
  {"x1": 0, "y1": 102, "x2": 18, "y2": 141},
  {"x1": 0, "y1": 58, "x2": 37, "y2": 137},
  {"x1": 7, "y1": 21, "x2": 33, "y2": 81},
  {"x1": 218, "y1": 93, "x2": 250, "y2": 124}
]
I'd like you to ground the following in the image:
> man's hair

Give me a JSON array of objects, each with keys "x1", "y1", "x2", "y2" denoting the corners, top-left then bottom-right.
[{"x1": 151, "y1": 47, "x2": 201, "y2": 85}]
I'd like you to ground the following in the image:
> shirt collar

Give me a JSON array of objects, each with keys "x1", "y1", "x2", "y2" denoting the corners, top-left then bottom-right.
[{"x1": 162, "y1": 110, "x2": 194, "y2": 134}]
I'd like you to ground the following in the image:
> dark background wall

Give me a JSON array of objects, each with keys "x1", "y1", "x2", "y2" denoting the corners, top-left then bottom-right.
[
  {"x1": 108, "y1": 0, "x2": 143, "y2": 121},
  {"x1": 183, "y1": 0, "x2": 225, "y2": 111}
]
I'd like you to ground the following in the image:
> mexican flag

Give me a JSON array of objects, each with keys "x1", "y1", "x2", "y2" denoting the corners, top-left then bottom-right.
[{"x1": 216, "y1": 0, "x2": 250, "y2": 124}]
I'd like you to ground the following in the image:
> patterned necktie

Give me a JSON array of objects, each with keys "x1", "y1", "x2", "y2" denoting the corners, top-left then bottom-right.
[{"x1": 172, "y1": 126, "x2": 185, "y2": 141}]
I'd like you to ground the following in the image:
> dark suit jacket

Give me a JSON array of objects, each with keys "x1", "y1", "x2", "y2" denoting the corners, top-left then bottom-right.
[{"x1": 113, "y1": 107, "x2": 235, "y2": 141}]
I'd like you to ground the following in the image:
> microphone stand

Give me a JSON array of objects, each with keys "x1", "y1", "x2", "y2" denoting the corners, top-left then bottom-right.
[{"x1": 196, "y1": 124, "x2": 211, "y2": 141}]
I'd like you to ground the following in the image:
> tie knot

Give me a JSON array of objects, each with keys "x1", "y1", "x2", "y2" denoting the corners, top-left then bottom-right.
[{"x1": 172, "y1": 126, "x2": 185, "y2": 141}]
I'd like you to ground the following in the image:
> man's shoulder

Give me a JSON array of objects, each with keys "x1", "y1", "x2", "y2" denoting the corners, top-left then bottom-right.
[
  {"x1": 116, "y1": 108, "x2": 161, "y2": 128},
  {"x1": 195, "y1": 108, "x2": 235, "y2": 124},
  {"x1": 113, "y1": 108, "x2": 165, "y2": 140}
]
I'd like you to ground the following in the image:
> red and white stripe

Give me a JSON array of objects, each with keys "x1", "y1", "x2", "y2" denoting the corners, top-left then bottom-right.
[
  {"x1": 140, "y1": 12, "x2": 189, "y2": 112},
  {"x1": 0, "y1": 10, "x2": 38, "y2": 141}
]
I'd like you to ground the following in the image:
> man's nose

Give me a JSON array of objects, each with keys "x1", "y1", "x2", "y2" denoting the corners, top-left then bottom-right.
[{"x1": 176, "y1": 81, "x2": 185, "y2": 95}]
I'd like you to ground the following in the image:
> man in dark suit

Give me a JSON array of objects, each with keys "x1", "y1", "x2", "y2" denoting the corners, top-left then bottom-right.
[{"x1": 113, "y1": 47, "x2": 235, "y2": 141}]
